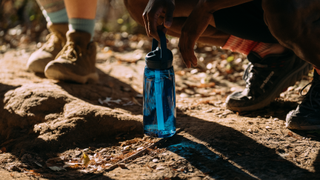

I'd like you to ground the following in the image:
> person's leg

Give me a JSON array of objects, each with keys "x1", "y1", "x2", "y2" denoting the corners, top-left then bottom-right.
[
  {"x1": 214, "y1": 0, "x2": 276, "y2": 43},
  {"x1": 65, "y1": 0, "x2": 96, "y2": 40},
  {"x1": 211, "y1": 1, "x2": 312, "y2": 111},
  {"x1": 125, "y1": 0, "x2": 286, "y2": 55},
  {"x1": 27, "y1": 0, "x2": 69, "y2": 73},
  {"x1": 44, "y1": 0, "x2": 99, "y2": 84},
  {"x1": 36, "y1": 0, "x2": 68, "y2": 24},
  {"x1": 125, "y1": 0, "x2": 230, "y2": 47},
  {"x1": 262, "y1": 0, "x2": 320, "y2": 130},
  {"x1": 124, "y1": 0, "x2": 312, "y2": 111}
]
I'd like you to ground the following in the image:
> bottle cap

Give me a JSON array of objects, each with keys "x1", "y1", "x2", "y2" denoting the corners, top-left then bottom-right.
[{"x1": 145, "y1": 31, "x2": 173, "y2": 70}]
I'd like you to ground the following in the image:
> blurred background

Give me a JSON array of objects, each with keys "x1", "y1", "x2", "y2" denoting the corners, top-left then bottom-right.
[
  {"x1": 0, "y1": 0, "x2": 253, "y2": 83},
  {"x1": 0, "y1": 0, "x2": 144, "y2": 50}
]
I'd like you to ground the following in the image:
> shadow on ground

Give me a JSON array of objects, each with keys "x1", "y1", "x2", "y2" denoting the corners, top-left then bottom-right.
[
  {"x1": 55, "y1": 68, "x2": 144, "y2": 116},
  {"x1": 238, "y1": 100, "x2": 299, "y2": 120},
  {"x1": 1, "y1": 99, "x2": 320, "y2": 179},
  {"x1": 169, "y1": 109, "x2": 320, "y2": 179},
  {"x1": 0, "y1": 72, "x2": 319, "y2": 179}
]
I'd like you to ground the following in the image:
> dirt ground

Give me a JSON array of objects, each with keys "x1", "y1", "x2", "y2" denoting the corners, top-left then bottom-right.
[{"x1": 1, "y1": 33, "x2": 320, "y2": 180}]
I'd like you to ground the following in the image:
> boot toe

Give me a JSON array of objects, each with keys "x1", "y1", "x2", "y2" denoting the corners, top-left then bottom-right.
[
  {"x1": 45, "y1": 60, "x2": 99, "y2": 84},
  {"x1": 27, "y1": 50, "x2": 55, "y2": 73}
]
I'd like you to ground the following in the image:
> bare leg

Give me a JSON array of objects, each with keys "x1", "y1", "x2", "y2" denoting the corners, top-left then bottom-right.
[
  {"x1": 124, "y1": 0, "x2": 285, "y2": 52},
  {"x1": 28, "y1": 0, "x2": 68, "y2": 73},
  {"x1": 36, "y1": 0, "x2": 65, "y2": 13},
  {"x1": 36, "y1": 0, "x2": 68, "y2": 23},
  {"x1": 64, "y1": 0, "x2": 97, "y2": 19},
  {"x1": 64, "y1": 0, "x2": 97, "y2": 38},
  {"x1": 44, "y1": 0, "x2": 99, "y2": 83}
]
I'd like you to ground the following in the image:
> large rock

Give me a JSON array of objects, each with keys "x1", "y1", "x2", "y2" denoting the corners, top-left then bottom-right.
[{"x1": 0, "y1": 83, "x2": 143, "y2": 151}]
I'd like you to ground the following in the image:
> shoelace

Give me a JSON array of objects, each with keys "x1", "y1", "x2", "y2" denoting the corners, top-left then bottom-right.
[
  {"x1": 59, "y1": 43, "x2": 82, "y2": 62},
  {"x1": 243, "y1": 62, "x2": 274, "y2": 91},
  {"x1": 299, "y1": 79, "x2": 320, "y2": 111},
  {"x1": 42, "y1": 32, "x2": 65, "y2": 52}
]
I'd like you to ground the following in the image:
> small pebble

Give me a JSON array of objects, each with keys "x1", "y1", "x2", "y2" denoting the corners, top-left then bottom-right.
[
  {"x1": 190, "y1": 69, "x2": 198, "y2": 74},
  {"x1": 180, "y1": 93, "x2": 188, "y2": 98},
  {"x1": 156, "y1": 166, "x2": 165, "y2": 170},
  {"x1": 123, "y1": 145, "x2": 130, "y2": 150},
  {"x1": 136, "y1": 147, "x2": 144, "y2": 151}
]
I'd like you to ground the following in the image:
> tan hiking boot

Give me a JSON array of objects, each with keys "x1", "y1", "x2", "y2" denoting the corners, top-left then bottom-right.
[
  {"x1": 44, "y1": 30, "x2": 99, "y2": 84},
  {"x1": 27, "y1": 23, "x2": 68, "y2": 73}
]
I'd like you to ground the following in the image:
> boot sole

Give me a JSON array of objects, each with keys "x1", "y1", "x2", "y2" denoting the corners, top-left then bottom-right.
[
  {"x1": 286, "y1": 121, "x2": 320, "y2": 130},
  {"x1": 286, "y1": 124, "x2": 320, "y2": 130},
  {"x1": 286, "y1": 111, "x2": 320, "y2": 130},
  {"x1": 45, "y1": 68, "x2": 99, "y2": 84},
  {"x1": 226, "y1": 61, "x2": 313, "y2": 112}
]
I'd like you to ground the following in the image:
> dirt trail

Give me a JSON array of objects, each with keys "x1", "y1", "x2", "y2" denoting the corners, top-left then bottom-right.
[{"x1": 0, "y1": 35, "x2": 320, "y2": 180}]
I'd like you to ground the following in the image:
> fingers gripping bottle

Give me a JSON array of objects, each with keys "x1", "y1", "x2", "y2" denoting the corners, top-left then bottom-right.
[{"x1": 143, "y1": 31, "x2": 176, "y2": 138}]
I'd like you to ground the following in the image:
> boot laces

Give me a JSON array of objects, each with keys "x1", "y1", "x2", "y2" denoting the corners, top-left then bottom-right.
[
  {"x1": 299, "y1": 77, "x2": 320, "y2": 111},
  {"x1": 60, "y1": 43, "x2": 82, "y2": 62},
  {"x1": 243, "y1": 62, "x2": 274, "y2": 94},
  {"x1": 42, "y1": 32, "x2": 64, "y2": 52}
]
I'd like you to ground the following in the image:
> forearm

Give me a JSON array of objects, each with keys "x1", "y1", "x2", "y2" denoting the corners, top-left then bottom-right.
[
  {"x1": 178, "y1": 0, "x2": 253, "y2": 67},
  {"x1": 180, "y1": 4, "x2": 213, "y2": 45}
]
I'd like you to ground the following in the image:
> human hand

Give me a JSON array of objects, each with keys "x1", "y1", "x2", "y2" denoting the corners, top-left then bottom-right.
[
  {"x1": 142, "y1": 0, "x2": 175, "y2": 41},
  {"x1": 178, "y1": 34, "x2": 198, "y2": 68},
  {"x1": 178, "y1": 1, "x2": 213, "y2": 68}
]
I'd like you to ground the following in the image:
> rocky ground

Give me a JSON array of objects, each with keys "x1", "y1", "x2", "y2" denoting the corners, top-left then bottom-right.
[{"x1": 0, "y1": 32, "x2": 320, "y2": 180}]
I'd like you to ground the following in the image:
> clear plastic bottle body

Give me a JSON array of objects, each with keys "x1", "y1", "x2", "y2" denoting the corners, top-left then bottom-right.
[{"x1": 143, "y1": 66, "x2": 176, "y2": 138}]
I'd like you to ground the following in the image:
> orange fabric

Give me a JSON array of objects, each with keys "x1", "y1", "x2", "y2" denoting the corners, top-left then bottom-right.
[
  {"x1": 222, "y1": 35, "x2": 258, "y2": 55},
  {"x1": 251, "y1": 42, "x2": 274, "y2": 58},
  {"x1": 222, "y1": 35, "x2": 279, "y2": 58}
]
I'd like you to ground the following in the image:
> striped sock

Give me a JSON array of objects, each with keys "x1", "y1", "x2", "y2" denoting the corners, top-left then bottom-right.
[
  {"x1": 222, "y1": 35, "x2": 285, "y2": 58},
  {"x1": 68, "y1": 18, "x2": 95, "y2": 40},
  {"x1": 222, "y1": 35, "x2": 258, "y2": 55},
  {"x1": 251, "y1": 42, "x2": 284, "y2": 58},
  {"x1": 42, "y1": 8, "x2": 68, "y2": 23}
]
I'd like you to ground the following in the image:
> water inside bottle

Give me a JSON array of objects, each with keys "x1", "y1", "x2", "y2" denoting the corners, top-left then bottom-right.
[{"x1": 143, "y1": 67, "x2": 176, "y2": 138}]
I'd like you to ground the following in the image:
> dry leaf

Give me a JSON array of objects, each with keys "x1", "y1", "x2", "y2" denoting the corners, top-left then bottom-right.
[
  {"x1": 46, "y1": 157, "x2": 66, "y2": 171},
  {"x1": 0, "y1": 147, "x2": 6, "y2": 153},
  {"x1": 198, "y1": 82, "x2": 215, "y2": 88},
  {"x1": 24, "y1": 169, "x2": 42, "y2": 176},
  {"x1": 82, "y1": 152, "x2": 90, "y2": 167},
  {"x1": 48, "y1": 166, "x2": 66, "y2": 172},
  {"x1": 132, "y1": 97, "x2": 142, "y2": 106},
  {"x1": 99, "y1": 97, "x2": 122, "y2": 106},
  {"x1": 287, "y1": 131, "x2": 302, "y2": 140}
]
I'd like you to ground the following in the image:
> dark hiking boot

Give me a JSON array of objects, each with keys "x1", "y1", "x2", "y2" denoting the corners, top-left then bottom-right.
[
  {"x1": 27, "y1": 23, "x2": 68, "y2": 73},
  {"x1": 226, "y1": 51, "x2": 312, "y2": 112},
  {"x1": 286, "y1": 70, "x2": 320, "y2": 130},
  {"x1": 44, "y1": 30, "x2": 99, "y2": 84}
]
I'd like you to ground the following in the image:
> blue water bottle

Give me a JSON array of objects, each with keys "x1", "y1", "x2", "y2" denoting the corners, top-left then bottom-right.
[{"x1": 143, "y1": 31, "x2": 176, "y2": 138}]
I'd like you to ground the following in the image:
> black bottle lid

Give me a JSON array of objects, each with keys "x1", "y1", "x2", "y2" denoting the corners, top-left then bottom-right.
[{"x1": 145, "y1": 31, "x2": 173, "y2": 70}]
